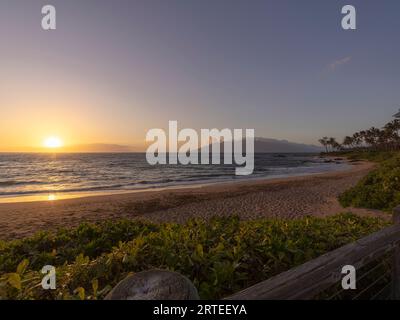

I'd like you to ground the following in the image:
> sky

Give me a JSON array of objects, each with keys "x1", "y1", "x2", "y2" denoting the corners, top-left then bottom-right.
[{"x1": 0, "y1": 0, "x2": 399, "y2": 151}]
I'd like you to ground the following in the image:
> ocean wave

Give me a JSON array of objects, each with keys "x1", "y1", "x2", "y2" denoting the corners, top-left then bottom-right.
[
  {"x1": 0, "y1": 180, "x2": 46, "y2": 187},
  {"x1": 0, "y1": 153, "x2": 349, "y2": 198},
  {"x1": 136, "y1": 178, "x2": 175, "y2": 185},
  {"x1": 0, "y1": 179, "x2": 191, "y2": 196},
  {"x1": 0, "y1": 176, "x2": 227, "y2": 196},
  {"x1": 0, "y1": 184, "x2": 124, "y2": 196}
]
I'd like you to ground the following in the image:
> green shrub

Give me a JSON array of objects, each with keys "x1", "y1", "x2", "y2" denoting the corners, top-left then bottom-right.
[
  {"x1": 339, "y1": 153, "x2": 400, "y2": 211},
  {"x1": 0, "y1": 219, "x2": 159, "y2": 273},
  {"x1": 0, "y1": 214, "x2": 388, "y2": 300}
]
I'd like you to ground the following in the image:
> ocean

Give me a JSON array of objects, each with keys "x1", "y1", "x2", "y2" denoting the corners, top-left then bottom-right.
[{"x1": 0, "y1": 153, "x2": 348, "y2": 200}]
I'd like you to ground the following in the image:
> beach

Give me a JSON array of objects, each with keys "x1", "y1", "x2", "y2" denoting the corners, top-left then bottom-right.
[{"x1": 0, "y1": 160, "x2": 385, "y2": 240}]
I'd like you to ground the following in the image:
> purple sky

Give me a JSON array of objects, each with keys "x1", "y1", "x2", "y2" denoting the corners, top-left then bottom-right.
[{"x1": 1, "y1": 0, "x2": 399, "y2": 150}]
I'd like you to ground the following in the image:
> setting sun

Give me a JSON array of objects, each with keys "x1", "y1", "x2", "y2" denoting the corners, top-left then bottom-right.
[{"x1": 43, "y1": 136, "x2": 63, "y2": 149}]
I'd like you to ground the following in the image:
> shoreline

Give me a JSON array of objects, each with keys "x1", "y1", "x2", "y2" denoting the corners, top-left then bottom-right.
[
  {"x1": 0, "y1": 158, "x2": 350, "y2": 204},
  {"x1": 0, "y1": 159, "x2": 384, "y2": 240}
]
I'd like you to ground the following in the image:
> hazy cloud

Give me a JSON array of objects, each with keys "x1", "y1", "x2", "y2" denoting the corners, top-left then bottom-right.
[{"x1": 327, "y1": 56, "x2": 352, "y2": 71}]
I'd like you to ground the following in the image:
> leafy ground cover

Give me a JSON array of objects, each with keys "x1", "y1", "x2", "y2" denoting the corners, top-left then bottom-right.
[
  {"x1": 0, "y1": 214, "x2": 388, "y2": 300},
  {"x1": 339, "y1": 152, "x2": 400, "y2": 211}
]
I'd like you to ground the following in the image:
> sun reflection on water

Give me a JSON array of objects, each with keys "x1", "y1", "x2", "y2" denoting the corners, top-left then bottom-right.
[{"x1": 48, "y1": 194, "x2": 57, "y2": 201}]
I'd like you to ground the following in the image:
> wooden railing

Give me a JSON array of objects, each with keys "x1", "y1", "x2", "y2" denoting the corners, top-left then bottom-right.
[
  {"x1": 226, "y1": 207, "x2": 400, "y2": 300},
  {"x1": 107, "y1": 207, "x2": 400, "y2": 300}
]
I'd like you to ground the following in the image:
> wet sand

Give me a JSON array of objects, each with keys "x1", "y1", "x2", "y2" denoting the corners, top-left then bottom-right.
[{"x1": 0, "y1": 161, "x2": 385, "y2": 240}]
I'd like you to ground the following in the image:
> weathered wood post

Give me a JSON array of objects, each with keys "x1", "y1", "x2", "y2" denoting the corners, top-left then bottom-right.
[
  {"x1": 105, "y1": 269, "x2": 200, "y2": 300},
  {"x1": 392, "y1": 206, "x2": 400, "y2": 299}
]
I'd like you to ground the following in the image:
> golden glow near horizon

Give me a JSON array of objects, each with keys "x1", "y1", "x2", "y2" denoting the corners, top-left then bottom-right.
[
  {"x1": 43, "y1": 136, "x2": 63, "y2": 149},
  {"x1": 47, "y1": 194, "x2": 57, "y2": 201}
]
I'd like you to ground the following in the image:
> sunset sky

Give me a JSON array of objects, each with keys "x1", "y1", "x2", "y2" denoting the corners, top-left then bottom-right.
[{"x1": 1, "y1": 0, "x2": 400, "y2": 151}]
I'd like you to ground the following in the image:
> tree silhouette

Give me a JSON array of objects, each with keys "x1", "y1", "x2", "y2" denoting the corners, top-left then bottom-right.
[{"x1": 320, "y1": 116, "x2": 400, "y2": 153}]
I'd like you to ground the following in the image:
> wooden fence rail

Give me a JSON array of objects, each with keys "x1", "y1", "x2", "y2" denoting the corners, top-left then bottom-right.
[{"x1": 226, "y1": 207, "x2": 400, "y2": 300}]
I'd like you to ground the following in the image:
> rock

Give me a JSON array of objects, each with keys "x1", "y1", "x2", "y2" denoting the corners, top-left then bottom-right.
[{"x1": 105, "y1": 269, "x2": 200, "y2": 300}]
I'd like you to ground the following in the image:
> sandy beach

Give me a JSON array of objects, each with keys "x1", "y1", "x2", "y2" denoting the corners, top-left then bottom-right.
[{"x1": 0, "y1": 160, "x2": 385, "y2": 240}]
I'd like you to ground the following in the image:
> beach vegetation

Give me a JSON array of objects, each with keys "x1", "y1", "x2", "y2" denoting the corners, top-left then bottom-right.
[
  {"x1": 320, "y1": 119, "x2": 400, "y2": 153},
  {"x1": 339, "y1": 152, "x2": 400, "y2": 211},
  {"x1": 0, "y1": 214, "x2": 388, "y2": 300}
]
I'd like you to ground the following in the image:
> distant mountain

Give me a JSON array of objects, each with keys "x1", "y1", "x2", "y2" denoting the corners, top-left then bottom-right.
[
  {"x1": 76, "y1": 139, "x2": 322, "y2": 153},
  {"x1": 200, "y1": 137, "x2": 322, "y2": 153},
  {"x1": 62, "y1": 144, "x2": 140, "y2": 153},
  {"x1": 253, "y1": 138, "x2": 323, "y2": 153},
  {"x1": 5, "y1": 138, "x2": 321, "y2": 153}
]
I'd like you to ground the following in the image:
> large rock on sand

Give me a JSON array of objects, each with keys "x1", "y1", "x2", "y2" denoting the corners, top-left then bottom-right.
[{"x1": 105, "y1": 269, "x2": 200, "y2": 300}]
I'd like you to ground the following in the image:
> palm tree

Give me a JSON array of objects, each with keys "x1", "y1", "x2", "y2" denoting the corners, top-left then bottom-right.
[
  {"x1": 328, "y1": 137, "x2": 340, "y2": 152},
  {"x1": 318, "y1": 137, "x2": 329, "y2": 153},
  {"x1": 384, "y1": 120, "x2": 400, "y2": 150},
  {"x1": 364, "y1": 127, "x2": 380, "y2": 149},
  {"x1": 392, "y1": 120, "x2": 400, "y2": 150},
  {"x1": 352, "y1": 132, "x2": 362, "y2": 149},
  {"x1": 320, "y1": 112, "x2": 400, "y2": 153},
  {"x1": 342, "y1": 136, "x2": 354, "y2": 149}
]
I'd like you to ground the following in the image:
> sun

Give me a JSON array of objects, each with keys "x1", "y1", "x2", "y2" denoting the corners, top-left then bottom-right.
[{"x1": 43, "y1": 136, "x2": 63, "y2": 149}]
